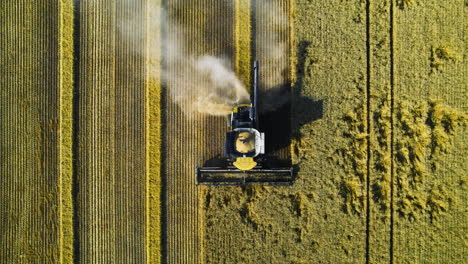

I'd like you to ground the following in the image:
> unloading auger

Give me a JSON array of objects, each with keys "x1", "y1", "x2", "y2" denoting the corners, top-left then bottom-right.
[{"x1": 196, "y1": 61, "x2": 294, "y2": 185}]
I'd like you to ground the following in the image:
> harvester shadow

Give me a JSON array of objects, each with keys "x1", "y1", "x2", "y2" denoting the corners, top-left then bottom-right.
[{"x1": 291, "y1": 40, "x2": 324, "y2": 137}]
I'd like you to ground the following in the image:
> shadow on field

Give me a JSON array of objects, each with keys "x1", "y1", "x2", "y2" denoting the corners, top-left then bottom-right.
[
  {"x1": 202, "y1": 40, "x2": 324, "y2": 170},
  {"x1": 258, "y1": 40, "x2": 323, "y2": 156},
  {"x1": 291, "y1": 40, "x2": 324, "y2": 136}
]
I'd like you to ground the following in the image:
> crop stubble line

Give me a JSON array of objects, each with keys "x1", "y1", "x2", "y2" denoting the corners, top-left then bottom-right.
[
  {"x1": 74, "y1": 0, "x2": 86, "y2": 261},
  {"x1": 389, "y1": 0, "x2": 395, "y2": 263},
  {"x1": 0, "y1": 1, "x2": 69, "y2": 261},
  {"x1": 165, "y1": 2, "x2": 182, "y2": 262},
  {"x1": 35, "y1": 0, "x2": 42, "y2": 257},
  {"x1": 4, "y1": 4, "x2": 12, "y2": 261},
  {"x1": 289, "y1": 0, "x2": 295, "y2": 85},
  {"x1": 1, "y1": 5, "x2": 5, "y2": 258},
  {"x1": 71, "y1": 0, "x2": 81, "y2": 262},
  {"x1": 116, "y1": 3, "x2": 124, "y2": 259},
  {"x1": 235, "y1": 0, "x2": 252, "y2": 87},
  {"x1": 58, "y1": 0, "x2": 75, "y2": 263},
  {"x1": 111, "y1": 1, "x2": 118, "y2": 260},
  {"x1": 91, "y1": 2, "x2": 98, "y2": 260},
  {"x1": 16, "y1": 2, "x2": 22, "y2": 258},
  {"x1": 145, "y1": 0, "x2": 163, "y2": 263},
  {"x1": 365, "y1": 0, "x2": 371, "y2": 263},
  {"x1": 172, "y1": 4, "x2": 181, "y2": 262},
  {"x1": 34, "y1": 0, "x2": 42, "y2": 257},
  {"x1": 195, "y1": 3, "x2": 203, "y2": 262},
  {"x1": 45, "y1": 2, "x2": 52, "y2": 259},
  {"x1": 187, "y1": 6, "x2": 193, "y2": 263},
  {"x1": 83, "y1": 1, "x2": 91, "y2": 260},
  {"x1": 119, "y1": 1, "x2": 145, "y2": 261},
  {"x1": 4, "y1": 1, "x2": 52, "y2": 261},
  {"x1": 158, "y1": 0, "x2": 169, "y2": 260},
  {"x1": 91, "y1": 2, "x2": 98, "y2": 259},
  {"x1": 116, "y1": 2, "x2": 124, "y2": 261},
  {"x1": 78, "y1": 1, "x2": 128, "y2": 261}
]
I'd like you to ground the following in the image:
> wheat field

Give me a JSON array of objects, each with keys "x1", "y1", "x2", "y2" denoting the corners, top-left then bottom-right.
[{"x1": 0, "y1": 0, "x2": 466, "y2": 263}]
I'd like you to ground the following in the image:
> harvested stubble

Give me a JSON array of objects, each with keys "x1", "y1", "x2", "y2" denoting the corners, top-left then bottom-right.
[
  {"x1": 74, "y1": 0, "x2": 157, "y2": 263},
  {"x1": 0, "y1": 0, "x2": 74, "y2": 263},
  {"x1": 1, "y1": 0, "x2": 164, "y2": 263},
  {"x1": 1, "y1": 1, "x2": 161, "y2": 263}
]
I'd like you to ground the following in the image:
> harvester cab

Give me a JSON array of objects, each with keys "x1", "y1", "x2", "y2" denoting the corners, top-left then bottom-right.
[{"x1": 196, "y1": 61, "x2": 294, "y2": 185}]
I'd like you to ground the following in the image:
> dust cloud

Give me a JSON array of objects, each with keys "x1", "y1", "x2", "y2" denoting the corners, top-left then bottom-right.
[
  {"x1": 161, "y1": 7, "x2": 252, "y2": 116},
  {"x1": 162, "y1": 22, "x2": 250, "y2": 116},
  {"x1": 123, "y1": 3, "x2": 291, "y2": 116}
]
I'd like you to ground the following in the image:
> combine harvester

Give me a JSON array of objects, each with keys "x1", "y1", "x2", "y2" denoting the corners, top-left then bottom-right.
[{"x1": 196, "y1": 61, "x2": 294, "y2": 185}]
